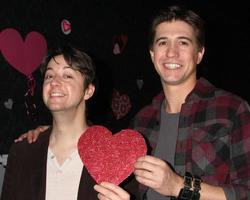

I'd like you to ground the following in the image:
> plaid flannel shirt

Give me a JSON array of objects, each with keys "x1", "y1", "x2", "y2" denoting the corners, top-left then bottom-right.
[{"x1": 131, "y1": 77, "x2": 250, "y2": 199}]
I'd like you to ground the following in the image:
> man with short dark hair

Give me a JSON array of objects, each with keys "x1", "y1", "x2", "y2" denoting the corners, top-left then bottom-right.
[{"x1": 132, "y1": 5, "x2": 250, "y2": 200}]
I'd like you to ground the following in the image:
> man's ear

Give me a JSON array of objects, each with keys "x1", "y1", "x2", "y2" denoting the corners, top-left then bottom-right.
[
  {"x1": 84, "y1": 84, "x2": 95, "y2": 100},
  {"x1": 197, "y1": 47, "x2": 205, "y2": 64},
  {"x1": 150, "y1": 49, "x2": 154, "y2": 62}
]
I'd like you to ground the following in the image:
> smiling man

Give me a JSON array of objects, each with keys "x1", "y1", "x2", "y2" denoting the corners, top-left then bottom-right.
[
  {"x1": 1, "y1": 46, "x2": 138, "y2": 200},
  {"x1": 132, "y1": 5, "x2": 250, "y2": 200}
]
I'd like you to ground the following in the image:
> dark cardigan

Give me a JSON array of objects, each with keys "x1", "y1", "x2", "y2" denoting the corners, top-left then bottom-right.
[{"x1": 1, "y1": 128, "x2": 140, "y2": 200}]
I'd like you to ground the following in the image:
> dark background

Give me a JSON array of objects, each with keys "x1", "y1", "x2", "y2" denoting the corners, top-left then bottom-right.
[{"x1": 0, "y1": 0, "x2": 250, "y2": 153}]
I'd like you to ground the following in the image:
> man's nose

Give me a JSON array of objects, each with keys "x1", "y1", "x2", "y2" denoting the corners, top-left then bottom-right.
[
  {"x1": 50, "y1": 76, "x2": 62, "y2": 86},
  {"x1": 166, "y1": 43, "x2": 178, "y2": 57}
]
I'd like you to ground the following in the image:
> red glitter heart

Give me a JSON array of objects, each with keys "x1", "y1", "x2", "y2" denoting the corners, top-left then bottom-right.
[{"x1": 78, "y1": 125, "x2": 147, "y2": 185}]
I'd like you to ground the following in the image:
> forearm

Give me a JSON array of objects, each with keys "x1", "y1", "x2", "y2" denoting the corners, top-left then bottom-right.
[{"x1": 199, "y1": 182, "x2": 226, "y2": 200}]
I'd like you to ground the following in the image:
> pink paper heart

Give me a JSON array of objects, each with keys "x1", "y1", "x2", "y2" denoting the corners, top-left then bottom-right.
[
  {"x1": 61, "y1": 19, "x2": 71, "y2": 35},
  {"x1": 0, "y1": 28, "x2": 47, "y2": 76},
  {"x1": 112, "y1": 34, "x2": 128, "y2": 54},
  {"x1": 113, "y1": 43, "x2": 121, "y2": 55},
  {"x1": 78, "y1": 125, "x2": 147, "y2": 185}
]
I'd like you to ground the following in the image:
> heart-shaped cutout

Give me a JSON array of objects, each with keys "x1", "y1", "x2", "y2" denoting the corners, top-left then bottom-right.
[
  {"x1": 111, "y1": 90, "x2": 131, "y2": 120},
  {"x1": 136, "y1": 79, "x2": 144, "y2": 90},
  {"x1": 112, "y1": 34, "x2": 128, "y2": 54},
  {"x1": 0, "y1": 28, "x2": 47, "y2": 76},
  {"x1": 78, "y1": 125, "x2": 147, "y2": 185},
  {"x1": 4, "y1": 98, "x2": 13, "y2": 110},
  {"x1": 61, "y1": 19, "x2": 71, "y2": 35}
]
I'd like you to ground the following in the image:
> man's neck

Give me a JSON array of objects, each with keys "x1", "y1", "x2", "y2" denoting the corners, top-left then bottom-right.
[
  {"x1": 51, "y1": 109, "x2": 88, "y2": 143},
  {"x1": 162, "y1": 79, "x2": 196, "y2": 113}
]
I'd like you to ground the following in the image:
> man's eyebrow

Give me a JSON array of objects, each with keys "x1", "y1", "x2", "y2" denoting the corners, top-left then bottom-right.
[
  {"x1": 45, "y1": 67, "x2": 52, "y2": 72},
  {"x1": 155, "y1": 36, "x2": 193, "y2": 43},
  {"x1": 177, "y1": 36, "x2": 193, "y2": 42},
  {"x1": 63, "y1": 66, "x2": 72, "y2": 69},
  {"x1": 46, "y1": 65, "x2": 72, "y2": 70},
  {"x1": 155, "y1": 37, "x2": 168, "y2": 43}
]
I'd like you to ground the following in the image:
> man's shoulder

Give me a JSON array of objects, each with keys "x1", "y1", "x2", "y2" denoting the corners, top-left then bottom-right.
[
  {"x1": 212, "y1": 86, "x2": 249, "y2": 105},
  {"x1": 130, "y1": 92, "x2": 164, "y2": 131},
  {"x1": 134, "y1": 92, "x2": 164, "y2": 119},
  {"x1": 139, "y1": 92, "x2": 164, "y2": 112},
  {"x1": 10, "y1": 129, "x2": 50, "y2": 153},
  {"x1": 197, "y1": 78, "x2": 249, "y2": 105}
]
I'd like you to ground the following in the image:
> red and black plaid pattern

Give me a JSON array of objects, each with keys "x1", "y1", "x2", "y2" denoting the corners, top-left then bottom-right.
[{"x1": 131, "y1": 78, "x2": 250, "y2": 199}]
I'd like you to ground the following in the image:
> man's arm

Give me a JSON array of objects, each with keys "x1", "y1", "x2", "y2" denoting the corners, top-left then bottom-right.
[
  {"x1": 134, "y1": 156, "x2": 226, "y2": 200},
  {"x1": 14, "y1": 126, "x2": 50, "y2": 143}
]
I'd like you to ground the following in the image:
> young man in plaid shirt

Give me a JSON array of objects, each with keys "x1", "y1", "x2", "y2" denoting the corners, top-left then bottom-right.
[{"x1": 132, "y1": 5, "x2": 250, "y2": 200}]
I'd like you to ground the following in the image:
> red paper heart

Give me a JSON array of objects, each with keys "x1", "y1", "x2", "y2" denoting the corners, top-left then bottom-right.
[
  {"x1": 78, "y1": 125, "x2": 147, "y2": 185},
  {"x1": 0, "y1": 28, "x2": 47, "y2": 76}
]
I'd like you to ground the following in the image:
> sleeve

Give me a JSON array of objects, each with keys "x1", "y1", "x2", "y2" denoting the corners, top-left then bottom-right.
[
  {"x1": 122, "y1": 174, "x2": 142, "y2": 200},
  {"x1": 223, "y1": 100, "x2": 250, "y2": 199},
  {"x1": 0, "y1": 144, "x2": 19, "y2": 200}
]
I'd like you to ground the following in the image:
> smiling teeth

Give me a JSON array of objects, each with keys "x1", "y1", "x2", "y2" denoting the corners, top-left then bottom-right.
[
  {"x1": 51, "y1": 93, "x2": 65, "y2": 97},
  {"x1": 165, "y1": 63, "x2": 181, "y2": 69}
]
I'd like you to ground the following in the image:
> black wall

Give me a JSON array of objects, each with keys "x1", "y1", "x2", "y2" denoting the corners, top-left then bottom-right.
[{"x1": 0, "y1": 0, "x2": 250, "y2": 153}]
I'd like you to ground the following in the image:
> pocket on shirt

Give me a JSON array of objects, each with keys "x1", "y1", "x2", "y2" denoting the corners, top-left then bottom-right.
[{"x1": 190, "y1": 124, "x2": 230, "y2": 180}]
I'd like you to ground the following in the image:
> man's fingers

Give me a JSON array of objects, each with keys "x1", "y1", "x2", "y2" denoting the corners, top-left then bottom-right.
[
  {"x1": 14, "y1": 133, "x2": 28, "y2": 143},
  {"x1": 134, "y1": 168, "x2": 155, "y2": 180},
  {"x1": 14, "y1": 125, "x2": 50, "y2": 143},
  {"x1": 134, "y1": 175, "x2": 157, "y2": 188},
  {"x1": 136, "y1": 155, "x2": 164, "y2": 165},
  {"x1": 134, "y1": 157, "x2": 161, "y2": 173},
  {"x1": 39, "y1": 125, "x2": 50, "y2": 131},
  {"x1": 27, "y1": 125, "x2": 50, "y2": 143},
  {"x1": 94, "y1": 182, "x2": 129, "y2": 200}
]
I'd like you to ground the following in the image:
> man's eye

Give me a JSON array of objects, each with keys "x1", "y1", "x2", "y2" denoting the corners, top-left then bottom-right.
[
  {"x1": 179, "y1": 41, "x2": 189, "y2": 46},
  {"x1": 64, "y1": 75, "x2": 73, "y2": 79},
  {"x1": 159, "y1": 41, "x2": 167, "y2": 46},
  {"x1": 45, "y1": 75, "x2": 53, "y2": 79}
]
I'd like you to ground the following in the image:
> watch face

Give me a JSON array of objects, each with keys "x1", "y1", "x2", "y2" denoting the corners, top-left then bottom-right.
[
  {"x1": 178, "y1": 188, "x2": 193, "y2": 199},
  {"x1": 178, "y1": 173, "x2": 201, "y2": 200}
]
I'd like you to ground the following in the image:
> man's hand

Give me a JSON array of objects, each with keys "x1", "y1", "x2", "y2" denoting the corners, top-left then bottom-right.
[
  {"x1": 94, "y1": 182, "x2": 130, "y2": 200},
  {"x1": 134, "y1": 155, "x2": 183, "y2": 197},
  {"x1": 14, "y1": 125, "x2": 50, "y2": 143}
]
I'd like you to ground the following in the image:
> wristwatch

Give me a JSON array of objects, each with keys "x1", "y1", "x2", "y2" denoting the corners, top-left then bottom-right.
[
  {"x1": 177, "y1": 172, "x2": 193, "y2": 200},
  {"x1": 192, "y1": 175, "x2": 202, "y2": 200}
]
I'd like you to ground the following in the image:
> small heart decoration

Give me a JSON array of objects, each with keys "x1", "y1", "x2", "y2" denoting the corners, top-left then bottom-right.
[
  {"x1": 4, "y1": 98, "x2": 13, "y2": 110},
  {"x1": 136, "y1": 79, "x2": 144, "y2": 90},
  {"x1": 61, "y1": 19, "x2": 71, "y2": 35},
  {"x1": 78, "y1": 125, "x2": 147, "y2": 185},
  {"x1": 112, "y1": 34, "x2": 128, "y2": 55},
  {"x1": 111, "y1": 90, "x2": 131, "y2": 120},
  {"x1": 113, "y1": 43, "x2": 121, "y2": 55}
]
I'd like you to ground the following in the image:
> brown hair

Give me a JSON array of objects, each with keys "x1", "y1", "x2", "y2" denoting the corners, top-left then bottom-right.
[
  {"x1": 148, "y1": 5, "x2": 205, "y2": 50},
  {"x1": 41, "y1": 45, "x2": 96, "y2": 90}
]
